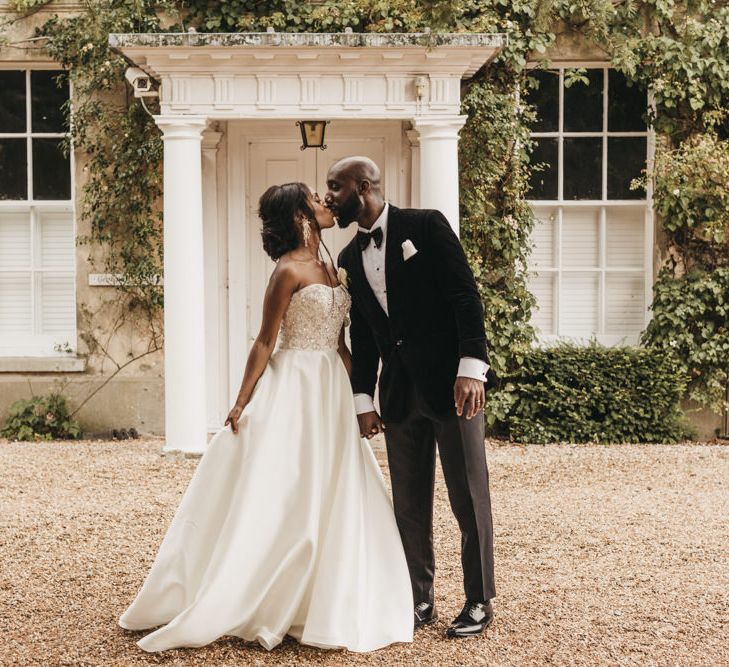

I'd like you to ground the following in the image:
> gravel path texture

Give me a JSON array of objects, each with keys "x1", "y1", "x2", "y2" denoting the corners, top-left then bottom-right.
[{"x1": 1, "y1": 438, "x2": 727, "y2": 666}]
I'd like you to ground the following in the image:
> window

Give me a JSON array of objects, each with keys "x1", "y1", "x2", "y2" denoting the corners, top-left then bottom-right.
[
  {"x1": 525, "y1": 67, "x2": 652, "y2": 345},
  {"x1": 0, "y1": 69, "x2": 75, "y2": 356}
]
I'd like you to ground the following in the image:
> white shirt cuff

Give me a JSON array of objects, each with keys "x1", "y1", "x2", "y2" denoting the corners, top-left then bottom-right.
[
  {"x1": 354, "y1": 393, "x2": 376, "y2": 415},
  {"x1": 457, "y1": 357, "x2": 489, "y2": 383}
]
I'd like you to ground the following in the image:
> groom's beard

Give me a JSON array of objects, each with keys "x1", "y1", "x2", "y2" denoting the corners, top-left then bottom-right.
[{"x1": 335, "y1": 191, "x2": 363, "y2": 229}]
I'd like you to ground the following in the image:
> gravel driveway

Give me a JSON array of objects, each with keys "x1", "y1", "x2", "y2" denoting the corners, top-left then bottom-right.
[{"x1": 1, "y1": 439, "x2": 727, "y2": 666}]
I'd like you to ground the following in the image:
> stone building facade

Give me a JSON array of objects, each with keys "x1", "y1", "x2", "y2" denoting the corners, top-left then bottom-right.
[{"x1": 0, "y1": 2, "x2": 720, "y2": 443}]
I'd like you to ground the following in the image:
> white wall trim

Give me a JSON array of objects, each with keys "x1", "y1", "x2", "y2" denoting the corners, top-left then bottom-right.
[{"x1": 0, "y1": 356, "x2": 86, "y2": 373}]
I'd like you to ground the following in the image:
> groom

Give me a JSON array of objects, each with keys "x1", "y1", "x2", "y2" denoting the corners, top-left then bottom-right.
[{"x1": 326, "y1": 157, "x2": 497, "y2": 638}]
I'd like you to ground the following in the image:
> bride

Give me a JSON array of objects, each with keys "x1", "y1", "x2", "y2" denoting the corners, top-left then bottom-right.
[{"x1": 118, "y1": 183, "x2": 414, "y2": 653}]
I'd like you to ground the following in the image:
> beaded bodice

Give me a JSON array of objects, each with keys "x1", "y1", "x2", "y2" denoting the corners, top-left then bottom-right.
[{"x1": 279, "y1": 283, "x2": 351, "y2": 351}]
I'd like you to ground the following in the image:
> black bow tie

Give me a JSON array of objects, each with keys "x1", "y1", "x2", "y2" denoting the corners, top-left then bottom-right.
[{"x1": 357, "y1": 227, "x2": 384, "y2": 251}]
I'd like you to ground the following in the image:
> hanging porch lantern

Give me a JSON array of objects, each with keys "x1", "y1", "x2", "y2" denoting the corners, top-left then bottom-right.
[{"x1": 296, "y1": 120, "x2": 329, "y2": 150}]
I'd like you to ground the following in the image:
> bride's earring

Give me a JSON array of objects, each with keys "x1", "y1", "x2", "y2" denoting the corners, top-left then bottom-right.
[{"x1": 301, "y1": 218, "x2": 312, "y2": 247}]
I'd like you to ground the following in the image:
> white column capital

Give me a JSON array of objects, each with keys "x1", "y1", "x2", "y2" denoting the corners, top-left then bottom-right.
[
  {"x1": 201, "y1": 129, "x2": 223, "y2": 152},
  {"x1": 412, "y1": 115, "x2": 468, "y2": 140},
  {"x1": 154, "y1": 115, "x2": 208, "y2": 140}
]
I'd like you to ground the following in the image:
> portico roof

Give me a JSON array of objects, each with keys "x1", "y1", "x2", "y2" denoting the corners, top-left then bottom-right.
[
  {"x1": 108, "y1": 31, "x2": 507, "y2": 118},
  {"x1": 109, "y1": 31, "x2": 505, "y2": 75}
]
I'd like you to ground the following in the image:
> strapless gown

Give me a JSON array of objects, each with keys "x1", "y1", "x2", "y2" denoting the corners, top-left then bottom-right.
[{"x1": 118, "y1": 283, "x2": 413, "y2": 652}]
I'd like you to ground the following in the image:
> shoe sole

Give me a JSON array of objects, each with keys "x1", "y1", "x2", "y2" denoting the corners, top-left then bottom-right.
[
  {"x1": 414, "y1": 614, "x2": 438, "y2": 629},
  {"x1": 445, "y1": 614, "x2": 494, "y2": 638}
]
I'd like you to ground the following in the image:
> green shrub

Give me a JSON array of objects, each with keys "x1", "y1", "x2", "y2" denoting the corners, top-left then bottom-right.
[
  {"x1": 641, "y1": 267, "x2": 729, "y2": 414},
  {"x1": 1, "y1": 393, "x2": 81, "y2": 442},
  {"x1": 488, "y1": 342, "x2": 691, "y2": 444}
]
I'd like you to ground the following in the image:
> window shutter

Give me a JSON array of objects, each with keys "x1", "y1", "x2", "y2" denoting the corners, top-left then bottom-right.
[
  {"x1": 38, "y1": 212, "x2": 75, "y2": 337},
  {"x1": 0, "y1": 211, "x2": 75, "y2": 351},
  {"x1": 560, "y1": 273, "x2": 599, "y2": 334},
  {"x1": 606, "y1": 209, "x2": 643, "y2": 268},
  {"x1": 0, "y1": 214, "x2": 32, "y2": 335},
  {"x1": 0, "y1": 213, "x2": 30, "y2": 268},
  {"x1": 39, "y1": 213, "x2": 74, "y2": 269},
  {"x1": 531, "y1": 211, "x2": 556, "y2": 268},
  {"x1": 528, "y1": 273, "x2": 555, "y2": 334},
  {"x1": 39, "y1": 272, "x2": 75, "y2": 334},
  {"x1": 562, "y1": 209, "x2": 599, "y2": 268},
  {"x1": 0, "y1": 274, "x2": 32, "y2": 334},
  {"x1": 606, "y1": 273, "x2": 645, "y2": 334}
]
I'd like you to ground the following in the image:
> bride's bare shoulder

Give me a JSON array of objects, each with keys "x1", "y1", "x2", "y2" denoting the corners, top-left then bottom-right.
[{"x1": 267, "y1": 255, "x2": 302, "y2": 292}]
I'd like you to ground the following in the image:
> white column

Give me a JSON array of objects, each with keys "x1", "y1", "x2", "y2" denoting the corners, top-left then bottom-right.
[
  {"x1": 405, "y1": 128, "x2": 420, "y2": 208},
  {"x1": 155, "y1": 115, "x2": 208, "y2": 454},
  {"x1": 201, "y1": 128, "x2": 224, "y2": 433},
  {"x1": 412, "y1": 115, "x2": 467, "y2": 236}
]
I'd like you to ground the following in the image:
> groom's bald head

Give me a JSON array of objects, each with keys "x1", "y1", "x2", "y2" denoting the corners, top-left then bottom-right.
[
  {"x1": 325, "y1": 156, "x2": 385, "y2": 229},
  {"x1": 328, "y1": 156, "x2": 382, "y2": 191}
]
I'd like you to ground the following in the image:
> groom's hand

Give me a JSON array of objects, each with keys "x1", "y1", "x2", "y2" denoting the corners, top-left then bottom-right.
[
  {"x1": 357, "y1": 411, "x2": 385, "y2": 439},
  {"x1": 454, "y1": 377, "x2": 485, "y2": 420}
]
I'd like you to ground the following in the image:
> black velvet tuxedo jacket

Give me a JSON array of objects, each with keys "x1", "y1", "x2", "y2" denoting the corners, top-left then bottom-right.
[{"x1": 337, "y1": 205, "x2": 496, "y2": 423}]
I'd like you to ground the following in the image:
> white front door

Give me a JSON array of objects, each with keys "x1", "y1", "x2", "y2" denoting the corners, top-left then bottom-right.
[{"x1": 245, "y1": 137, "x2": 386, "y2": 349}]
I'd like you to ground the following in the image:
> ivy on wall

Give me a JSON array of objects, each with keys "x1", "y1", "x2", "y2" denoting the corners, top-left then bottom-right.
[
  {"x1": 623, "y1": 3, "x2": 729, "y2": 414},
  {"x1": 640, "y1": 132, "x2": 729, "y2": 412},
  {"x1": 37, "y1": 3, "x2": 171, "y2": 314},
  {"x1": 3, "y1": 0, "x2": 728, "y2": 423}
]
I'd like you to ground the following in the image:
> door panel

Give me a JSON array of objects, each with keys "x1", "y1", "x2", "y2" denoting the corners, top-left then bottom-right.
[{"x1": 247, "y1": 142, "x2": 315, "y2": 345}]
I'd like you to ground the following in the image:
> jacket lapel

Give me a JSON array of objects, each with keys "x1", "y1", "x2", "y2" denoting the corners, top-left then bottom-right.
[{"x1": 384, "y1": 206, "x2": 405, "y2": 325}]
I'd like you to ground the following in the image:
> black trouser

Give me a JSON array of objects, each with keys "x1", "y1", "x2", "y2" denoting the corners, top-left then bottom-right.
[{"x1": 384, "y1": 382, "x2": 495, "y2": 605}]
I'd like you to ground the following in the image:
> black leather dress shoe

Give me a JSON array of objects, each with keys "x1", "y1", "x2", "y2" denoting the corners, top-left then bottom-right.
[
  {"x1": 414, "y1": 601, "x2": 438, "y2": 628},
  {"x1": 446, "y1": 600, "x2": 494, "y2": 638}
]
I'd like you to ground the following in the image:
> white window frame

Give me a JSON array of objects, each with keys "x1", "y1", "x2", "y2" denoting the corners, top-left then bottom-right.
[
  {"x1": 526, "y1": 62, "x2": 655, "y2": 346},
  {"x1": 0, "y1": 64, "x2": 77, "y2": 357}
]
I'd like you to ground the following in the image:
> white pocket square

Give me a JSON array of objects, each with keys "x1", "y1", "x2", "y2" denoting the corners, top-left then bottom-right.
[{"x1": 402, "y1": 239, "x2": 418, "y2": 261}]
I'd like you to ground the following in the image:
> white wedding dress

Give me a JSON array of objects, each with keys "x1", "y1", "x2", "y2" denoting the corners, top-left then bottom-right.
[{"x1": 118, "y1": 283, "x2": 413, "y2": 653}]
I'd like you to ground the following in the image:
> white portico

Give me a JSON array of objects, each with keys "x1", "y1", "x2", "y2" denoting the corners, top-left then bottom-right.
[{"x1": 109, "y1": 31, "x2": 505, "y2": 454}]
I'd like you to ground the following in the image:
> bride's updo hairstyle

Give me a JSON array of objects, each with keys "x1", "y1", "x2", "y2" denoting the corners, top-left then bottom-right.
[{"x1": 259, "y1": 182, "x2": 317, "y2": 261}]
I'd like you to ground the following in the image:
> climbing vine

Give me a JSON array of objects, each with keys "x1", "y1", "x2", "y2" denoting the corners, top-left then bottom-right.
[
  {"x1": 37, "y1": 2, "x2": 172, "y2": 313},
  {"x1": 2, "y1": 0, "x2": 728, "y2": 421},
  {"x1": 640, "y1": 131, "x2": 729, "y2": 412}
]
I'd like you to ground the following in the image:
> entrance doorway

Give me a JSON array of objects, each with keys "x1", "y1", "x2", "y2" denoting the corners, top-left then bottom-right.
[{"x1": 225, "y1": 120, "x2": 405, "y2": 411}]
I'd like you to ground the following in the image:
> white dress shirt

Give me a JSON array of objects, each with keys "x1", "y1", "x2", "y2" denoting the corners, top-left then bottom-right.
[{"x1": 353, "y1": 203, "x2": 490, "y2": 415}]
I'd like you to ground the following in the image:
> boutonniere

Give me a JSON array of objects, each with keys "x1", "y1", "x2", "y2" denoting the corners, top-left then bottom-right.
[
  {"x1": 402, "y1": 239, "x2": 418, "y2": 261},
  {"x1": 337, "y1": 266, "x2": 350, "y2": 289}
]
